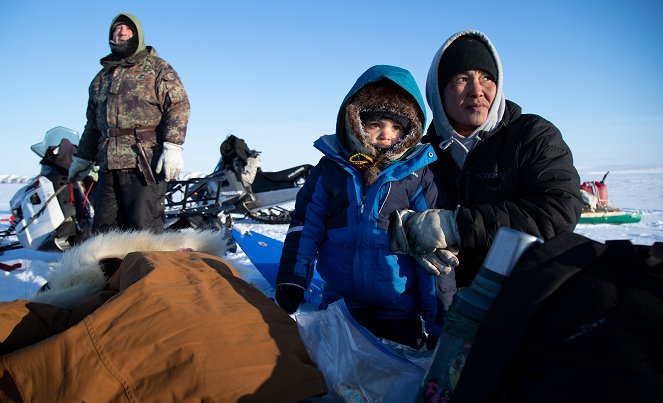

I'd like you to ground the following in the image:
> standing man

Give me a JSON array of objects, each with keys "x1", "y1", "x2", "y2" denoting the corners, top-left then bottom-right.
[
  {"x1": 391, "y1": 30, "x2": 583, "y2": 292},
  {"x1": 68, "y1": 13, "x2": 190, "y2": 232}
]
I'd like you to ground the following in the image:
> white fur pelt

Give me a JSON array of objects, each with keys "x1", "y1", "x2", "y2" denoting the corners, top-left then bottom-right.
[{"x1": 31, "y1": 229, "x2": 229, "y2": 309}]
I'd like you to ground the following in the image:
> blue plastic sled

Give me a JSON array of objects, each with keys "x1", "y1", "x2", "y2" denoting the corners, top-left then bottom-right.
[{"x1": 231, "y1": 228, "x2": 324, "y2": 308}]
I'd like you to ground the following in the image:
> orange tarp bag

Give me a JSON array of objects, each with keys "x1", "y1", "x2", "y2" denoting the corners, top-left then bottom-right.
[{"x1": 0, "y1": 251, "x2": 327, "y2": 402}]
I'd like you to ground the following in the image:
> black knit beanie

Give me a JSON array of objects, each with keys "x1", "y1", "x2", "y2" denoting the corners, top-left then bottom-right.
[{"x1": 438, "y1": 35, "x2": 497, "y2": 85}]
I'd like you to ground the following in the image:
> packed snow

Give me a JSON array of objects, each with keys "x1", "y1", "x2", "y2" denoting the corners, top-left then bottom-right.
[{"x1": 2, "y1": 167, "x2": 662, "y2": 302}]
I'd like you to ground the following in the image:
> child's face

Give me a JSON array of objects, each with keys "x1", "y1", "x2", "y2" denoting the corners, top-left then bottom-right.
[{"x1": 363, "y1": 118, "x2": 405, "y2": 148}]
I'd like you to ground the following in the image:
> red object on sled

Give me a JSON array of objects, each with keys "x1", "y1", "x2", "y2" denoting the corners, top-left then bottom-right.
[
  {"x1": 0, "y1": 261, "x2": 22, "y2": 272},
  {"x1": 581, "y1": 172, "x2": 610, "y2": 207}
]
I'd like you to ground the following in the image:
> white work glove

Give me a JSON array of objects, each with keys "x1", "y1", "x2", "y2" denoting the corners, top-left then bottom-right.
[
  {"x1": 390, "y1": 209, "x2": 461, "y2": 275},
  {"x1": 67, "y1": 156, "x2": 94, "y2": 183},
  {"x1": 390, "y1": 208, "x2": 460, "y2": 255},
  {"x1": 155, "y1": 142, "x2": 184, "y2": 181},
  {"x1": 413, "y1": 247, "x2": 460, "y2": 276}
]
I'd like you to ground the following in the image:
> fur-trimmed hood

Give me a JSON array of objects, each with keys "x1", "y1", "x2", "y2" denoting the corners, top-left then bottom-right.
[
  {"x1": 31, "y1": 230, "x2": 229, "y2": 309},
  {"x1": 335, "y1": 65, "x2": 427, "y2": 185}
]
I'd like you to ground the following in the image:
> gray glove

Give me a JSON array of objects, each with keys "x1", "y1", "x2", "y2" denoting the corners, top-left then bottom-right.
[
  {"x1": 67, "y1": 156, "x2": 94, "y2": 183},
  {"x1": 390, "y1": 208, "x2": 460, "y2": 255},
  {"x1": 155, "y1": 142, "x2": 184, "y2": 180},
  {"x1": 413, "y1": 247, "x2": 460, "y2": 276}
]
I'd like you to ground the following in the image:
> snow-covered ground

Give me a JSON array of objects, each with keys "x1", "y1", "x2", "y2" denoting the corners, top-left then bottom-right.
[
  {"x1": 0, "y1": 179, "x2": 292, "y2": 302},
  {"x1": 2, "y1": 167, "x2": 662, "y2": 302}
]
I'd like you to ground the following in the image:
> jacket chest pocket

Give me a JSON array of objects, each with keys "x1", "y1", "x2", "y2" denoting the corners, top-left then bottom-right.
[
  {"x1": 469, "y1": 167, "x2": 516, "y2": 200},
  {"x1": 109, "y1": 68, "x2": 124, "y2": 95}
]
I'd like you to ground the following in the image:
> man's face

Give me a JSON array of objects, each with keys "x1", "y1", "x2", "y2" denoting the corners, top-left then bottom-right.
[
  {"x1": 112, "y1": 23, "x2": 134, "y2": 43},
  {"x1": 443, "y1": 69, "x2": 496, "y2": 133},
  {"x1": 363, "y1": 118, "x2": 405, "y2": 148}
]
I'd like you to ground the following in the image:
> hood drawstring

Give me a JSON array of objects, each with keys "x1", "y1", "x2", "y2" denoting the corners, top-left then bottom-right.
[
  {"x1": 438, "y1": 134, "x2": 483, "y2": 169},
  {"x1": 439, "y1": 137, "x2": 471, "y2": 153},
  {"x1": 439, "y1": 138, "x2": 453, "y2": 151},
  {"x1": 348, "y1": 153, "x2": 376, "y2": 170},
  {"x1": 348, "y1": 152, "x2": 382, "y2": 185},
  {"x1": 438, "y1": 133, "x2": 482, "y2": 153}
]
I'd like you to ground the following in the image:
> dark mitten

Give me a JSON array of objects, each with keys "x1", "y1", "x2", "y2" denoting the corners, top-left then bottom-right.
[
  {"x1": 275, "y1": 284, "x2": 305, "y2": 314},
  {"x1": 425, "y1": 334, "x2": 440, "y2": 351}
]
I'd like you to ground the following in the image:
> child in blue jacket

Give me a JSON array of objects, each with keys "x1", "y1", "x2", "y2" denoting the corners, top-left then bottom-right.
[{"x1": 275, "y1": 65, "x2": 451, "y2": 348}]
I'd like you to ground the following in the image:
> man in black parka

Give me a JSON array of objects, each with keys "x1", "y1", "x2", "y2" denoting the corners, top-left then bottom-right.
[{"x1": 391, "y1": 30, "x2": 583, "y2": 291}]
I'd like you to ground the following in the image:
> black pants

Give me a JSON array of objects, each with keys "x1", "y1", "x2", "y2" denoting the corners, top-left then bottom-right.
[
  {"x1": 92, "y1": 169, "x2": 166, "y2": 233},
  {"x1": 348, "y1": 307, "x2": 424, "y2": 349}
]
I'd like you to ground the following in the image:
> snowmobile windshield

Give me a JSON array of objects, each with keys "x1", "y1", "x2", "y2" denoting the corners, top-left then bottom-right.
[{"x1": 31, "y1": 127, "x2": 80, "y2": 158}]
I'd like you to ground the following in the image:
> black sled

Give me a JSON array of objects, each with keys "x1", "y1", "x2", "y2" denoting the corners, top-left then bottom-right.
[{"x1": 164, "y1": 134, "x2": 312, "y2": 228}]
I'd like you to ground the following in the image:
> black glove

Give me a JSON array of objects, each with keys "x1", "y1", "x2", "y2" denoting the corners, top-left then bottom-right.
[
  {"x1": 425, "y1": 334, "x2": 440, "y2": 351},
  {"x1": 275, "y1": 284, "x2": 305, "y2": 314}
]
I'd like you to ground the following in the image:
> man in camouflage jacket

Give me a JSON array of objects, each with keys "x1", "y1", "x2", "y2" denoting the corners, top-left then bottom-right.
[{"x1": 69, "y1": 13, "x2": 190, "y2": 232}]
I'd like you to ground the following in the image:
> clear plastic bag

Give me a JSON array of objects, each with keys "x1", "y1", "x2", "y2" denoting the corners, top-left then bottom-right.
[{"x1": 296, "y1": 300, "x2": 432, "y2": 402}]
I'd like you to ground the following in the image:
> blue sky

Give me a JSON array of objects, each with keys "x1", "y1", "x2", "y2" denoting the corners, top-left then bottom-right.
[{"x1": 1, "y1": 1, "x2": 662, "y2": 176}]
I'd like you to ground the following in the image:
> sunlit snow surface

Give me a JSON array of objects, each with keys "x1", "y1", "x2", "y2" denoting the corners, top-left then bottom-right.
[{"x1": 2, "y1": 168, "x2": 662, "y2": 302}]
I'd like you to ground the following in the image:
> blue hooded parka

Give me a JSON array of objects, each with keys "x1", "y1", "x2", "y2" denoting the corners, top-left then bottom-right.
[{"x1": 277, "y1": 65, "x2": 442, "y2": 336}]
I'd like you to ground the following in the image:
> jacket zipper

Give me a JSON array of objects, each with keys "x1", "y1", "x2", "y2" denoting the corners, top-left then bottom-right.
[{"x1": 360, "y1": 185, "x2": 366, "y2": 214}]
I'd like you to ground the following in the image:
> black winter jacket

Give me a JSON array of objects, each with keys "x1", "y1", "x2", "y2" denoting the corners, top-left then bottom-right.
[
  {"x1": 452, "y1": 233, "x2": 663, "y2": 402},
  {"x1": 423, "y1": 100, "x2": 583, "y2": 286}
]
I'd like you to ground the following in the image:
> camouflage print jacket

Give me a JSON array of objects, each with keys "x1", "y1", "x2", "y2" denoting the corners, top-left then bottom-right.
[{"x1": 77, "y1": 46, "x2": 190, "y2": 171}]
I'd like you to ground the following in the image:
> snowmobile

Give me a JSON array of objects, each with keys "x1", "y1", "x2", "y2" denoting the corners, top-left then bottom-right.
[
  {"x1": 578, "y1": 171, "x2": 642, "y2": 224},
  {"x1": 1, "y1": 127, "x2": 95, "y2": 253},
  {"x1": 1, "y1": 132, "x2": 311, "y2": 254},
  {"x1": 164, "y1": 134, "x2": 313, "y2": 228}
]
